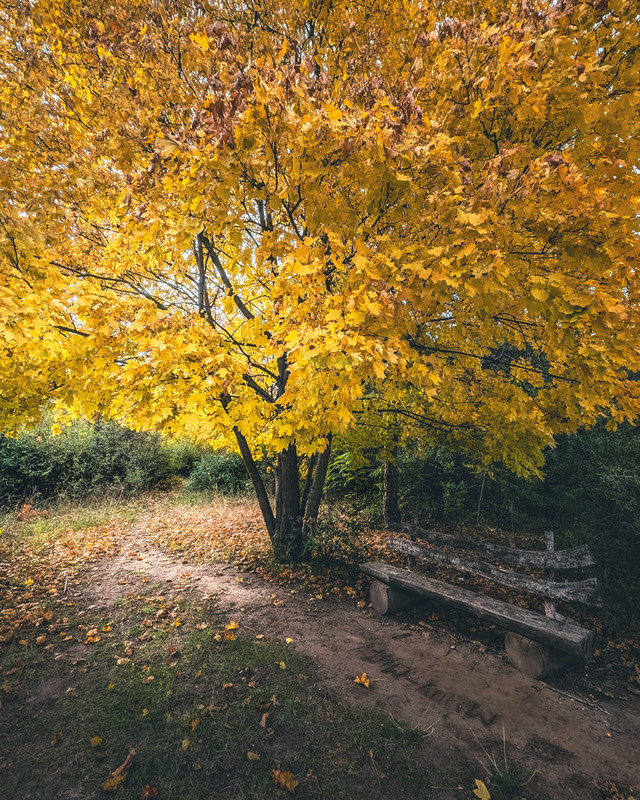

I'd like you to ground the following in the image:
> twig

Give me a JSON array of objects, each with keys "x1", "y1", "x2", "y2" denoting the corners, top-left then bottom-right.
[
  {"x1": 538, "y1": 681, "x2": 609, "y2": 714},
  {"x1": 369, "y1": 748, "x2": 382, "y2": 789}
]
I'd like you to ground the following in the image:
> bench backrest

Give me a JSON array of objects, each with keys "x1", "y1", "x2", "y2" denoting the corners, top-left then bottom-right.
[{"x1": 387, "y1": 524, "x2": 601, "y2": 608}]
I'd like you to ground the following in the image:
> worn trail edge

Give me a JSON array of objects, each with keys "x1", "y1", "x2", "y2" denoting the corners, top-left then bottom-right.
[{"x1": 82, "y1": 530, "x2": 640, "y2": 800}]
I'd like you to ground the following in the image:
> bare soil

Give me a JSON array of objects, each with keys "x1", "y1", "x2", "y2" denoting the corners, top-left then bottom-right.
[{"x1": 80, "y1": 525, "x2": 640, "y2": 800}]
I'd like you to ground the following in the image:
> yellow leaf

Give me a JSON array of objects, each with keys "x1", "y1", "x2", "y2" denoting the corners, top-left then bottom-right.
[
  {"x1": 279, "y1": 661, "x2": 286, "y2": 670},
  {"x1": 191, "y1": 32, "x2": 210, "y2": 52},
  {"x1": 155, "y1": 134, "x2": 181, "y2": 157},
  {"x1": 531, "y1": 287, "x2": 549, "y2": 302},
  {"x1": 373, "y1": 361, "x2": 385, "y2": 379},
  {"x1": 277, "y1": 38, "x2": 288, "y2": 62},
  {"x1": 102, "y1": 774, "x2": 125, "y2": 791},
  {"x1": 354, "y1": 672, "x2": 370, "y2": 688},
  {"x1": 90, "y1": 736, "x2": 103, "y2": 748},
  {"x1": 247, "y1": 750, "x2": 261, "y2": 761},
  {"x1": 473, "y1": 779, "x2": 491, "y2": 800}
]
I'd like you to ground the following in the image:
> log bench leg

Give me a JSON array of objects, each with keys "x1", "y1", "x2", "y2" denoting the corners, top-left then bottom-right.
[
  {"x1": 370, "y1": 580, "x2": 415, "y2": 614},
  {"x1": 505, "y1": 632, "x2": 577, "y2": 679}
]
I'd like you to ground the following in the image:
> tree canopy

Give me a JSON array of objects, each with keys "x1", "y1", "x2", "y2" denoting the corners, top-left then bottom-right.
[{"x1": 2, "y1": 0, "x2": 639, "y2": 556}]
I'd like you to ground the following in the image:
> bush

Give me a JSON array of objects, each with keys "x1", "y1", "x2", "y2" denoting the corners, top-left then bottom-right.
[
  {"x1": 326, "y1": 450, "x2": 382, "y2": 512},
  {"x1": 0, "y1": 418, "x2": 188, "y2": 505},
  {"x1": 185, "y1": 451, "x2": 249, "y2": 494}
]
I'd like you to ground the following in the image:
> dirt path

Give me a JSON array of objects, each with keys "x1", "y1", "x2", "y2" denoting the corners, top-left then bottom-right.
[{"x1": 80, "y1": 527, "x2": 640, "y2": 799}]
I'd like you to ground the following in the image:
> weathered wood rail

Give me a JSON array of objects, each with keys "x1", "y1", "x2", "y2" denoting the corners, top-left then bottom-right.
[
  {"x1": 387, "y1": 537, "x2": 602, "y2": 606},
  {"x1": 391, "y1": 523, "x2": 596, "y2": 570},
  {"x1": 360, "y1": 523, "x2": 601, "y2": 678}
]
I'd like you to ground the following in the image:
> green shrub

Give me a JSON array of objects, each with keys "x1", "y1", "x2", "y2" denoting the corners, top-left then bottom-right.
[
  {"x1": 185, "y1": 450, "x2": 248, "y2": 494},
  {"x1": 0, "y1": 418, "x2": 186, "y2": 505},
  {"x1": 326, "y1": 450, "x2": 382, "y2": 510}
]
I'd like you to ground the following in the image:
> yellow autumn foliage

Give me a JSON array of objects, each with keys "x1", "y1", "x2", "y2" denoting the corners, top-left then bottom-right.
[{"x1": 1, "y1": 0, "x2": 639, "y2": 482}]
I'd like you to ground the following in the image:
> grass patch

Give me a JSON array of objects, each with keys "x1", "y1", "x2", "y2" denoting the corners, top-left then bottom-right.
[
  {"x1": 0, "y1": 495, "x2": 140, "y2": 550},
  {"x1": 0, "y1": 594, "x2": 464, "y2": 800}
]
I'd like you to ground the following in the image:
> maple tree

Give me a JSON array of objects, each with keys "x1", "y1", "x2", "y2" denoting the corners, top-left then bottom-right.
[{"x1": 1, "y1": 0, "x2": 640, "y2": 560}]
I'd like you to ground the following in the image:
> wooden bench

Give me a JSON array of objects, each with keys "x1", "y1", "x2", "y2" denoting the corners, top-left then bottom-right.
[{"x1": 360, "y1": 524, "x2": 601, "y2": 678}]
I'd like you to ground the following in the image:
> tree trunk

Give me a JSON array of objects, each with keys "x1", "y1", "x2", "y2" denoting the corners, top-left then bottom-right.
[
  {"x1": 233, "y1": 423, "x2": 331, "y2": 563},
  {"x1": 383, "y1": 446, "x2": 401, "y2": 526},
  {"x1": 304, "y1": 433, "x2": 332, "y2": 522},
  {"x1": 233, "y1": 426, "x2": 275, "y2": 538},
  {"x1": 273, "y1": 443, "x2": 303, "y2": 562},
  {"x1": 300, "y1": 453, "x2": 318, "y2": 517}
]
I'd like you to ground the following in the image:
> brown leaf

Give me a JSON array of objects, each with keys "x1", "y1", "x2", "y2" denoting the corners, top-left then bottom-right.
[
  {"x1": 102, "y1": 749, "x2": 135, "y2": 791},
  {"x1": 273, "y1": 768, "x2": 299, "y2": 793}
]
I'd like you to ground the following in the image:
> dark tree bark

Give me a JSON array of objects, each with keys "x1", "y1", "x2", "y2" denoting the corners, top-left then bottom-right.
[
  {"x1": 383, "y1": 445, "x2": 401, "y2": 526},
  {"x1": 300, "y1": 453, "x2": 318, "y2": 517},
  {"x1": 304, "y1": 433, "x2": 332, "y2": 522},
  {"x1": 272, "y1": 443, "x2": 304, "y2": 561},
  {"x1": 233, "y1": 426, "x2": 275, "y2": 538}
]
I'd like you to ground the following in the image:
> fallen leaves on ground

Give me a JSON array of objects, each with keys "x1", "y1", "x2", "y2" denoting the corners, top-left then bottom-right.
[
  {"x1": 0, "y1": 507, "x2": 125, "y2": 647},
  {"x1": 137, "y1": 496, "x2": 384, "y2": 605}
]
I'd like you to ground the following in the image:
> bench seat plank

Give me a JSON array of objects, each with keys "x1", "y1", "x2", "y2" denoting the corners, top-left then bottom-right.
[{"x1": 360, "y1": 561, "x2": 594, "y2": 663}]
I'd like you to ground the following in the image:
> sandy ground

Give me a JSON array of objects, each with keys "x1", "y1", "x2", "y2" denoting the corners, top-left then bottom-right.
[{"x1": 79, "y1": 527, "x2": 640, "y2": 799}]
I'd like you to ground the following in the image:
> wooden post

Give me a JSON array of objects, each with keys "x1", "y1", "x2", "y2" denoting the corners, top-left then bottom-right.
[
  {"x1": 407, "y1": 516, "x2": 417, "y2": 570},
  {"x1": 544, "y1": 531, "x2": 556, "y2": 620}
]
